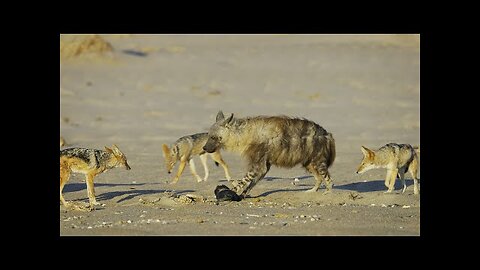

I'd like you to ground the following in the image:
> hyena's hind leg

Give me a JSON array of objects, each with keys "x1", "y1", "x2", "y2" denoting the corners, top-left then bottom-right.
[
  {"x1": 305, "y1": 162, "x2": 333, "y2": 194},
  {"x1": 231, "y1": 161, "x2": 270, "y2": 198},
  {"x1": 408, "y1": 156, "x2": 420, "y2": 195},
  {"x1": 60, "y1": 164, "x2": 71, "y2": 207},
  {"x1": 210, "y1": 151, "x2": 232, "y2": 181}
]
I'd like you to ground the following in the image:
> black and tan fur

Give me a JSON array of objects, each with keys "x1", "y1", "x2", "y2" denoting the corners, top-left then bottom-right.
[
  {"x1": 203, "y1": 111, "x2": 336, "y2": 198},
  {"x1": 356, "y1": 143, "x2": 420, "y2": 194},
  {"x1": 162, "y1": 133, "x2": 231, "y2": 184},
  {"x1": 60, "y1": 145, "x2": 131, "y2": 209}
]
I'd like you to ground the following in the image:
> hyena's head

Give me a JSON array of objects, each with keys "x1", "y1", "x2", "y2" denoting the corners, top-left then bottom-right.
[
  {"x1": 162, "y1": 144, "x2": 178, "y2": 174},
  {"x1": 356, "y1": 146, "x2": 376, "y2": 174},
  {"x1": 105, "y1": 144, "x2": 131, "y2": 170},
  {"x1": 203, "y1": 110, "x2": 235, "y2": 153}
]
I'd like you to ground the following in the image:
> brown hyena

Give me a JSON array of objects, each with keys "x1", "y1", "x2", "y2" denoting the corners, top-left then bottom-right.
[{"x1": 203, "y1": 111, "x2": 336, "y2": 198}]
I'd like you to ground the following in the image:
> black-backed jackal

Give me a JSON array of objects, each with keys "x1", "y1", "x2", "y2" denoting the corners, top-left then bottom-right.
[
  {"x1": 356, "y1": 143, "x2": 420, "y2": 194},
  {"x1": 203, "y1": 111, "x2": 336, "y2": 198},
  {"x1": 162, "y1": 133, "x2": 232, "y2": 184},
  {"x1": 60, "y1": 145, "x2": 131, "y2": 209}
]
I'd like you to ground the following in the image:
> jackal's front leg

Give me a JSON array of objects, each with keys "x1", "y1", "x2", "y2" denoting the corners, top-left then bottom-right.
[
  {"x1": 385, "y1": 168, "x2": 398, "y2": 193},
  {"x1": 85, "y1": 173, "x2": 100, "y2": 208},
  {"x1": 231, "y1": 162, "x2": 270, "y2": 198},
  {"x1": 171, "y1": 158, "x2": 187, "y2": 184}
]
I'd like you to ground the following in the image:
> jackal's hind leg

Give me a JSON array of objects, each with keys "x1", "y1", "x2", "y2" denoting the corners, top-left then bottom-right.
[
  {"x1": 188, "y1": 159, "x2": 203, "y2": 182},
  {"x1": 199, "y1": 154, "x2": 209, "y2": 182},
  {"x1": 409, "y1": 157, "x2": 420, "y2": 195},
  {"x1": 398, "y1": 168, "x2": 407, "y2": 193},
  {"x1": 60, "y1": 166, "x2": 70, "y2": 207},
  {"x1": 210, "y1": 151, "x2": 232, "y2": 181}
]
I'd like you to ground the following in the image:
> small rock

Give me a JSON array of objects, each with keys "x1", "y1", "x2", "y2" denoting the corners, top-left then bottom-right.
[{"x1": 402, "y1": 205, "x2": 411, "y2": 209}]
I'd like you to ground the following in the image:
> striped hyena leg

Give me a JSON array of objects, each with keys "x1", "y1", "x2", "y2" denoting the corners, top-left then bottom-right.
[
  {"x1": 231, "y1": 161, "x2": 270, "y2": 198},
  {"x1": 305, "y1": 162, "x2": 333, "y2": 194},
  {"x1": 60, "y1": 164, "x2": 71, "y2": 206}
]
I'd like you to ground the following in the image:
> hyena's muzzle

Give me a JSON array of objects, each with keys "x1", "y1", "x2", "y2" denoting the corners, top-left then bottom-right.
[{"x1": 203, "y1": 138, "x2": 219, "y2": 153}]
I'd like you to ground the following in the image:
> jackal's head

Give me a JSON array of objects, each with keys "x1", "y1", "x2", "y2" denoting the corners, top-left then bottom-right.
[
  {"x1": 105, "y1": 144, "x2": 131, "y2": 170},
  {"x1": 203, "y1": 110, "x2": 234, "y2": 153},
  {"x1": 356, "y1": 146, "x2": 376, "y2": 174},
  {"x1": 162, "y1": 144, "x2": 178, "y2": 174}
]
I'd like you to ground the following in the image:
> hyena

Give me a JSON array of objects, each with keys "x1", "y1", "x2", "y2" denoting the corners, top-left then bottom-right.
[
  {"x1": 60, "y1": 145, "x2": 131, "y2": 209},
  {"x1": 162, "y1": 133, "x2": 232, "y2": 184},
  {"x1": 356, "y1": 143, "x2": 420, "y2": 194},
  {"x1": 203, "y1": 111, "x2": 336, "y2": 198}
]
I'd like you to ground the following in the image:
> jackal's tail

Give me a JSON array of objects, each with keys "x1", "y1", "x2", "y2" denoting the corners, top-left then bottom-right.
[
  {"x1": 325, "y1": 133, "x2": 336, "y2": 168},
  {"x1": 214, "y1": 161, "x2": 219, "y2": 167}
]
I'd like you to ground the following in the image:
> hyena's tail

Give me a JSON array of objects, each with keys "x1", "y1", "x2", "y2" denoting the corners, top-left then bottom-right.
[
  {"x1": 325, "y1": 133, "x2": 336, "y2": 168},
  {"x1": 412, "y1": 145, "x2": 420, "y2": 153}
]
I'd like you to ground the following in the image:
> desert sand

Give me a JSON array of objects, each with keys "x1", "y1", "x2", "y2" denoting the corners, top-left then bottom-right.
[{"x1": 60, "y1": 34, "x2": 420, "y2": 236}]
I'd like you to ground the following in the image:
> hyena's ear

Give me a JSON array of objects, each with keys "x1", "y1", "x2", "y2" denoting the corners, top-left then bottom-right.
[
  {"x1": 162, "y1": 144, "x2": 170, "y2": 157},
  {"x1": 216, "y1": 110, "x2": 225, "y2": 122},
  {"x1": 225, "y1": 113, "x2": 235, "y2": 126},
  {"x1": 112, "y1": 144, "x2": 122, "y2": 156},
  {"x1": 361, "y1": 146, "x2": 374, "y2": 157}
]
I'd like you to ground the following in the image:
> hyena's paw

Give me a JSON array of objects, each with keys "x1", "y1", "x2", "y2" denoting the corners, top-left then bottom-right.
[{"x1": 322, "y1": 189, "x2": 332, "y2": 195}]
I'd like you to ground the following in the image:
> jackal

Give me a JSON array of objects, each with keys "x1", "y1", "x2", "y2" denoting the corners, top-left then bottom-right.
[
  {"x1": 60, "y1": 144, "x2": 131, "y2": 209},
  {"x1": 162, "y1": 133, "x2": 232, "y2": 184},
  {"x1": 356, "y1": 143, "x2": 420, "y2": 194},
  {"x1": 203, "y1": 111, "x2": 336, "y2": 198}
]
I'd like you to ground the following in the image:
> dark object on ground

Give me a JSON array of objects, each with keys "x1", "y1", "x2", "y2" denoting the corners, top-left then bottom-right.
[
  {"x1": 215, "y1": 185, "x2": 242, "y2": 201},
  {"x1": 122, "y1": 49, "x2": 148, "y2": 57}
]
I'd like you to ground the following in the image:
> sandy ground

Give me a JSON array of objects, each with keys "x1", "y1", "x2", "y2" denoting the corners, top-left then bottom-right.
[{"x1": 60, "y1": 34, "x2": 420, "y2": 236}]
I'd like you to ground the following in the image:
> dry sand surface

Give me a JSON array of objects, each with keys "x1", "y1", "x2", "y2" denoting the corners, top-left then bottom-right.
[{"x1": 60, "y1": 34, "x2": 420, "y2": 236}]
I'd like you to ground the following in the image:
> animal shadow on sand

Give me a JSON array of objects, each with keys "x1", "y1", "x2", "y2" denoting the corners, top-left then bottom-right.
[
  {"x1": 251, "y1": 176, "x2": 417, "y2": 198},
  {"x1": 335, "y1": 179, "x2": 416, "y2": 193},
  {"x1": 64, "y1": 182, "x2": 193, "y2": 203}
]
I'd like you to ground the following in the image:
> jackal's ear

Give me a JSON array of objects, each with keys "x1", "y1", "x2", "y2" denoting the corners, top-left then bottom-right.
[
  {"x1": 361, "y1": 146, "x2": 374, "y2": 157},
  {"x1": 216, "y1": 111, "x2": 225, "y2": 122},
  {"x1": 105, "y1": 146, "x2": 113, "y2": 153},
  {"x1": 162, "y1": 144, "x2": 170, "y2": 156}
]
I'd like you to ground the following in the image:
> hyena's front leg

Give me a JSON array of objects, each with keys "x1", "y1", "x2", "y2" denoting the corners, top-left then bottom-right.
[{"x1": 231, "y1": 162, "x2": 270, "y2": 198}]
